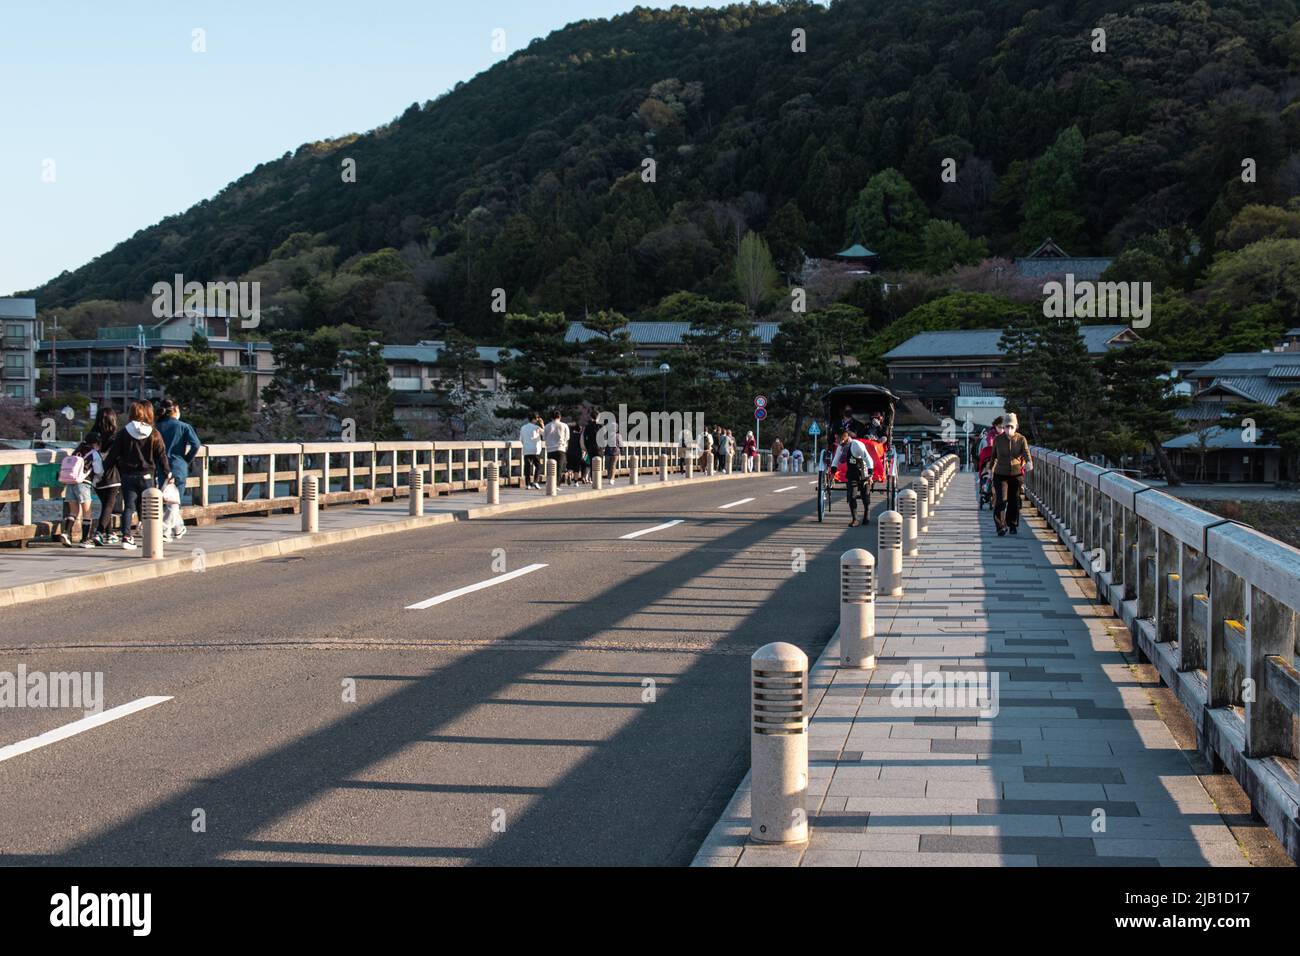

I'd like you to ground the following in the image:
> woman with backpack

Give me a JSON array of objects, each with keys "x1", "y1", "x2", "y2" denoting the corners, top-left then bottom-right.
[
  {"x1": 101, "y1": 400, "x2": 173, "y2": 550},
  {"x1": 54, "y1": 434, "x2": 104, "y2": 548},
  {"x1": 87, "y1": 407, "x2": 122, "y2": 546}
]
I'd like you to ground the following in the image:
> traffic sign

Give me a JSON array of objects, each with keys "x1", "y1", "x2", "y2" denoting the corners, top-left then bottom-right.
[
  {"x1": 754, "y1": 395, "x2": 767, "y2": 409},
  {"x1": 754, "y1": 407, "x2": 767, "y2": 421},
  {"x1": 808, "y1": 421, "x2": 821, "y2": 436}
]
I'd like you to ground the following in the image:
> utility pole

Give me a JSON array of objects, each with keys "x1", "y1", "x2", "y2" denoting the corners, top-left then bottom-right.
[{"x1": 48, "y1": 316, "x2": 61, "y2": 401}]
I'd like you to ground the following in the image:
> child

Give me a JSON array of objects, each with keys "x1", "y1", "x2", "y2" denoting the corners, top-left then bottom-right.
[{"x1": 56, "y1": 436, "x2": 104, "y2": 549}]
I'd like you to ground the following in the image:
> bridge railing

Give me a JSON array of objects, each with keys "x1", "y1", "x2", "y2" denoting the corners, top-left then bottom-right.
[
  {"x1": 2, "y1": 439, "x2": 771, "y2": 542},
  {"x1": 1025, "y1": 446, "x2": 1299, "y2": 861}
]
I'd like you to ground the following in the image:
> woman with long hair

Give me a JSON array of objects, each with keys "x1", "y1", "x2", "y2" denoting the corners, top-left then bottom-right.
[
  {"x1": 87, "y1": 406, "x2": 122, "y2": 545},
  {"x1": 101, "y1": 400, "x2": 172, "y2": 550}
]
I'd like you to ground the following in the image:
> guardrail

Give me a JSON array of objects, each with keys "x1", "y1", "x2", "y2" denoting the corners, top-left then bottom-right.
[
  {"x1": 1024, "y1": 446, "x2": 1299, "y2": 861},
  {"x1": 1, "y1": 440, "x2": 773, "y2": 543}
]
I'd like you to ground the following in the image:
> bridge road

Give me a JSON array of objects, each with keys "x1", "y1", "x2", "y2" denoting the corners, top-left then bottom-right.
[{"x1": 0, "y1": 473, "x2": 879, "y2": 866}]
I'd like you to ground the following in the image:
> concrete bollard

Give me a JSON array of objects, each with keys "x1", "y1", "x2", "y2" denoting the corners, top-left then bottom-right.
[
  {"x1": 301, "y1": 475, "x2": 319, "y2": 533},
  {"x1": 546, "y1": 458, "x2": 558, "y2": 497},
  {"x1": 686, "y1": 453, "x2": 694, "y2": 480},
  {"x1": 660, "y1": 454, "x2": 669, "y2": 483},
  {"x1": 141, "y1": 486, "x2": 164, "y2": 559},
  {"x1": 918, "y1": 477, "x2": 930, "y2": 533},
  {"x1": 877, "y1": 510, "x2": 903, "y2": 596},
  {"x1": 898, "y1": 488, "x2": 918, "y2": 556},
  {"x1": 925, "y1": 469, "x2": 937, "y2": 511},
  {"x1": 839, "y1": 549, "x2": 876, "y2": 669},
  {"x1": 706, "y1": 453, "x2": 715, "y2": 476},
  {"x1": 486, "y1": 461, "x2": 499, "y2": 505},
  {"x1": 409, "y1": 467, "x2": 424, "y2": 516},
  {"x1": 593, "y1": 455, "x2": 603, "y2": 490},
  {"x1": 725, "y1": 451, "x2": 733, "y2": 474},
  {"x1": 750, "y1": 641, "x2": 809, "y2": 844},
  {"x1": 630, "y1": 454, "x2": 640, "y2": 485}
]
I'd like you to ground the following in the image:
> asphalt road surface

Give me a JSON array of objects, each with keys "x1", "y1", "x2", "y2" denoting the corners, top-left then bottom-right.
[{"x1": 0, "y1": 474, "x2": 885, "y2": 866}]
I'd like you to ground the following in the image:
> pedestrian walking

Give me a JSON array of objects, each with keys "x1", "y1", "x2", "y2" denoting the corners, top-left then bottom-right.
[
  {"x1": 701, "y1": 427, "x2": 714, "y2": 471},
  {"x1": 830, "y1": 428, "x2": 875, "y2": 527},
  {"x1": 991, "y1": 412, "x2": 1033, "y2": 537},
  {"x1": 101, "y1": 400, "x2": 173, "y2": 550},
  {"x1": 87, "y1": 406, "x2": 122, "y2": 546},
  {"x1": 544, "y1": 410, "x2": 569, "y2": 487},
  {"x1": 582, "y1": 414, "x2": 600, "y2": 485},
  {"x1": 157, "y1": 399, "x2": 201, "y2": 541},
  {"x1": 743, "y1": 430, "x2": 757, "y2": 473},
  {"x1": 602, "y1": 416, "x2": 622, "y2": 484},
  {"x1": 520, "y1": 414, "x2": 544, "y2": 489},
  {"x1": 565, "y1": 420, "x2": 584, "y2": 485},
  {"x1": 55, "y1": 434, "x2": 103, "y2": 548},
  {"x1": 791, "y1": 447, "x2": 804, "y2": 473}
]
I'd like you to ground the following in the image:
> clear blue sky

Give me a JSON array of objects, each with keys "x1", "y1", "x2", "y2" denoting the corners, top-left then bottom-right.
[{"x1": 0, "y1": 0, "x2": 721, "y2": 296}]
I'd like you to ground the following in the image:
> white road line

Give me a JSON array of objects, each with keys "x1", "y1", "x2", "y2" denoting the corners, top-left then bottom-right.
[
  {"x1": 773, "y1": 485, "x2": 799, "y2": 493},
  {"x1": 619, "y1": 519, "x2": 684, "y2": 540},
  {"x1": 406, "y1": 563, "x2": 548, "y2": 610},
  {"x1": 0, "y1": 696, "x2": 173, "y2": 764},
  {"x1": 717, "y1": 497, "x2": 756, "y2": 510}
]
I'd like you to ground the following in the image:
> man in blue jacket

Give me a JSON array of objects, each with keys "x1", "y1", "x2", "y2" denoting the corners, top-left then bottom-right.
[{"x1": 157, "y1": 399, "x2": 202, "y2": 537}]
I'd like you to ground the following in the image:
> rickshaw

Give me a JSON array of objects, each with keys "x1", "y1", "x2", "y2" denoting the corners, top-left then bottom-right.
[{"x1": 816, "y1": 383, "x2": 900, "y2": 522}]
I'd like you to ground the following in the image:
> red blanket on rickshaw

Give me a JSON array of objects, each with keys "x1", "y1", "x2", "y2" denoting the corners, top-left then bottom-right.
[{"x1": 831, "y1": 439, "x2": 887, "y2": 483}]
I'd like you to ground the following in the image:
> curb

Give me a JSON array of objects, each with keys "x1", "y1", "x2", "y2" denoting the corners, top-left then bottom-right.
[{"x1": 0, "y1": 470, "x2": 769, "y2": 609}]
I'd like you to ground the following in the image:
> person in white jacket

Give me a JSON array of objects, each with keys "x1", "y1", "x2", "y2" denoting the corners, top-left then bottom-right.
[
  {"x1": 520, "y1": 415, "x2": 545, "y2": 489},
  {"x1": 543, "y1": 411, "x2": 570, "y2": 486},
  {"x1": 830, "y1": 429, "x2": 876, "y2": 527}
]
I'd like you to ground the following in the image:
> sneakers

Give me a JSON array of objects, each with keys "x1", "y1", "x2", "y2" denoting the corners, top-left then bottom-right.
[
  {"x1": 848, "y1": 517, "x2": 859, "y2": 527},
  {"x1": 997, "y1": 527, "x2": 1007, "y2": 537},
  {"x1": 175, "y1": 525, "x2": 187, "y2": 540},
  {"x1": 60, "y1": 533, "x2": 75, "y2": 549},
  {"x1": 122, "y1": 537, "x2": 137, "y2": 550},
  {"x1": 80, "y1": 539, "x2": 95, "y2": 549},
  {"x1": 162, "y1": 530, "x2": 175, "y2": 542},
  {"x1": 107, "y1": 532, "x2": 122, "y2": 545},
  {"x1": 1009, "y1": 525, "x2": 1018, "y2": 535}
]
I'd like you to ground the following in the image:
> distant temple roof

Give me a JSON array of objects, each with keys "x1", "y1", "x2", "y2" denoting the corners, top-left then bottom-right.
[
  {"x1": 883, "y1": 325, "x2": 1135, "y2": 361},
  {"x1": 566, "y1": 321, "x2": 781, "y2": 346},
  {"x1": 1015, "y1": 237, "x2": 1113, "y2": 280},
  {"x1": 834, "y1": 244, "x2": 878, "y2": 259}
]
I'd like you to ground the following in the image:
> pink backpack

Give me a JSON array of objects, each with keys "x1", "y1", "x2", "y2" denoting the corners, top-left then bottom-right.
[{"x1": 58, "y1": 451, "x2": 89, "y2": 485}]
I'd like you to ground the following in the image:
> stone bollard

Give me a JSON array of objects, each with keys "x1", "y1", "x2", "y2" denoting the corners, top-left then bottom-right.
[
  {"x1": 877, "y1": 510, "x2": 904, "y2": 596},
  {"x1": 593, "y1": 455, "x2": 603, "y2": 490},
  {"x1": 725, "y1": 451, "x2": 733, "y2": 474},
  {"x1": 839, "y1": 549, "x2": 876, "y2": 669},
  {"x1": 486, "y1": 461, "x2": 499, "y2": 505},
  {"x1": 925, "y1": 469, "x2": 937, "y2": 511},
  {"x1": 409, "y1": 467, "x2": 424, "y2": 516},
  {"x1": 686, "y1": 453, "x2": 695, "y2": 480},
  {"x1": 546, "y1": 458, "x2": 558, "y2": 497},
  {"x1": 630, "y1": 454, "x2": 640, "y2": 485},
  {"x1": 750, "y1": 641, "x2": 809, "y2": 844},
  {"x1": 898, "y1": 488, "x2": 919, "y2": 556},
  {"x1": 141, "y1": 486, "x2": 164, "y2": 559},
  {"x1": 301, "y1": 475, "x2": 319, "y2": 533},
  {"x1": 660, "y1": 454, "x2": 669, "y2": 483},
  {"x1": 706, "y1": 453, "x2": 715, "y2": 476},
  {"x1": 918, "y1": 477, "x2": 930, "y2": 533}
]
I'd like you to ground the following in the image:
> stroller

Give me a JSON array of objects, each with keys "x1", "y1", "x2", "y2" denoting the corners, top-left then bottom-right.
[{"x1": 978, "y1": 469, "x2": 993, "y2": 510}]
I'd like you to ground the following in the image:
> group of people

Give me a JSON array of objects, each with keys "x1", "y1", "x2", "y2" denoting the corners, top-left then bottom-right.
[
  {"x1": 518, "y1": 410, "x2": 613, "y2": 489},
  {"x1": 975, "y1": 412, "x2": 1033, "y2": 536},
  {"x1": 53, "y1": 399, "x2": 202, "y2": 550},
  {"x1": 697, "y1": 426, "x2": 759, "y2": 473}
]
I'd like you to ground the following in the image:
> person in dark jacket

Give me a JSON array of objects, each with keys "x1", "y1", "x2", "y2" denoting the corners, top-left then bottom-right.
[
  {"x1": 157, "y1": 399, "x2": 201, "y2": 540},
  {"x1": 86, "y1": 407, "x2": 122, "y2": 546},
  {"x1": 102, "y1": 399, "x2": 172, "y2": 550},
  {"x1": 581, "y1": 415, "x2": 600, "y2": 485}
]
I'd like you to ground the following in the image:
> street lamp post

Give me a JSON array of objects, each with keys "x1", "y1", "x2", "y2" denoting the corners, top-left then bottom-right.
[{"x1": 659, "y1": 362, "x2": 670, "y2": 409}]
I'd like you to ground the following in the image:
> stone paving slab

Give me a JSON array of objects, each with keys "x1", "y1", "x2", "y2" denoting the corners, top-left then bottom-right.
[{"x1": 692, "y1": 473, "x2": 1253, "y2": 868}]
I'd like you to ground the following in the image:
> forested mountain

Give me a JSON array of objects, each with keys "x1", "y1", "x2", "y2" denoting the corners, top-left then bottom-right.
[{"x1": 29, "y1": 0, "x2": 1300, "y2": 344}]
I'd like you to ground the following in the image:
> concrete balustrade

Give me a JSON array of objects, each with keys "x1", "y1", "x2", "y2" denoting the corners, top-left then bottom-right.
[
  {"x1": 1, "y1": 438, "x2": 716, "y2": 547},
  {"x1": 1025, "y1": 445, "x2": 1300, "y2": 861}
]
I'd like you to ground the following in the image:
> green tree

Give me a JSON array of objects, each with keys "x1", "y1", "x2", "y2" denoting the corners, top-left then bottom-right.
[
  {"x1": 734, "y1": 231, "x2": 781, "y2": 314},
  {"x1": 999, "y1": 315, "x2": 1102, "y2": 454},
  {"x1": 1019, "y1": 126, "x2": 1086, "y2": 250},
  {"x1": 1098, "y1": 341, "x2": 1189, "y2": 484},
  {"x1": 844, "y1": 168, "x2": 928, "y2": 269},
  {"x1": 577, "y1": 309, "x2": 636, "y2": 407},
  {"x1": 496, "y1": 312, "x2": 581, "y2": 417},
  {"x1": 343, "y1": 338, "x2": 401, "y2": 441},
  {"x1": 1231, "y1": 391, "x2": 1300, "y2": 482},
  {"x1": 919, "y1": 219, "x2": 988, "y2": 274},
  {"x1": 149, "y1": 338, "x2": 249, "y2": 437}
]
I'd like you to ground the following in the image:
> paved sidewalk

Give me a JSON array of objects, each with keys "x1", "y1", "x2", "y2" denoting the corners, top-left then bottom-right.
[
  {"x1": 694, "y1": 475, "x2": 1252, "y2": 867},
  {"x1": 0, "y1": 470, "x2": 752, "y2": 607}
]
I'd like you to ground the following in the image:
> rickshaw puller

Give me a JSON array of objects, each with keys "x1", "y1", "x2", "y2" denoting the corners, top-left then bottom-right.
[{"x1": 831, "y1": 428, "x2": 875, "y2": 527}]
